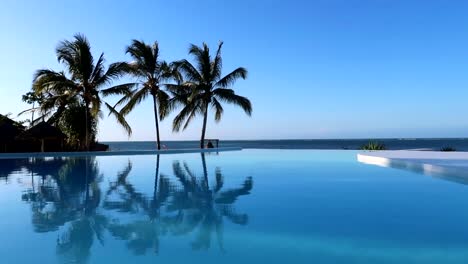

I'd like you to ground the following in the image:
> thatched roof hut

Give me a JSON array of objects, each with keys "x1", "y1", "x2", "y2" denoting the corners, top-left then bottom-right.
[
  {"x1": 0, "y1": 122, "x2": 20, "y2": 141},
  {"x1": 0, "y1": 114, "x2": 24, "y2": 152},
  {"x1": 0, "y1": 115, "x2": 23, "y2": 140},
  {"x1": 19, "y1": 122, "x2": 66, "y2": 152}
]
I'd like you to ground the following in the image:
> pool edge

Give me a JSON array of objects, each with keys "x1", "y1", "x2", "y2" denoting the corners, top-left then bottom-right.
[{"x1": 0, "y1": 147, "x2": 242, "y2": 159}]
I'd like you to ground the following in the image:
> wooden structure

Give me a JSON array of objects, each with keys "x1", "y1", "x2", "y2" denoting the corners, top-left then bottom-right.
[
  {"x1": 18, "y1": 122, "x2": 66, "y2": 152},
  {"x1": 203, "y1": 139, "x2": 219, "y2": 149}
]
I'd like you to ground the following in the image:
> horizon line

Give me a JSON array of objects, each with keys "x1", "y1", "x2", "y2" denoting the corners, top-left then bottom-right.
[{"x1": 101, "y1": 137, "x2": 468, "y2": 142}]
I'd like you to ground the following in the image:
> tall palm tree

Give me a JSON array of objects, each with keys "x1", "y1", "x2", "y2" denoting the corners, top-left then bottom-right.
[
  {"x1": 118, "y1": 40, "x2": 178, "y2": 150},
  {"x1": 170, "y1": 42, "x2": 252, "y2": 148},
  {"x1": 33, "y1": 33, "x2": 133, "y2": 150}
]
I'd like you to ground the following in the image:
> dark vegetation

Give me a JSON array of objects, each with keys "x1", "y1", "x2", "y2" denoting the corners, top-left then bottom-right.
[
  {"x1": 360, "y1": 141, "x2": 386, "y2": 151},
  {"x1": 440, "y1": 146, "x2": 456, "y2": 152}
]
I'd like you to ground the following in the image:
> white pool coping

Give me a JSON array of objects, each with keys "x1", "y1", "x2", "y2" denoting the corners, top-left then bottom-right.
[
  {"x1": 357, "y1": 150, "x2": 468, "y2": 184},
  {"x1": 0, "y1": 147, "x2": 242, "y2": 159},
  {"x1": 358, "y1": 150, "x2": 468, "y2": 167}
]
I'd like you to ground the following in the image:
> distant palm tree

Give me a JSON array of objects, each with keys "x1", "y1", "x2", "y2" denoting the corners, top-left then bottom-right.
[
  {"x1": 118, "y1": 40, "x2": 178, "y2": 150},
  {"x1": 170, "y1": 42, "x2": 252, "y2": 148},
  {"x1": 32, "y1": 33, "x2": 133, "y2": 150}
]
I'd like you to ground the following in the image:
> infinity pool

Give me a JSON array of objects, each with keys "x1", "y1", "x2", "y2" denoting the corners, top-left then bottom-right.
[{"x1": 1, "y1": 149, "x2": 468, "y2": 264}]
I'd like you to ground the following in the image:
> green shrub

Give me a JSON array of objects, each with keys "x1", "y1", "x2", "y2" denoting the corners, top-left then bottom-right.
[
  {"x1": 440, "y1": 146, "x2": 456, "y2": 152},
  {"x1": 360, "y1": 141, "x2": 386, "y2": 151}
]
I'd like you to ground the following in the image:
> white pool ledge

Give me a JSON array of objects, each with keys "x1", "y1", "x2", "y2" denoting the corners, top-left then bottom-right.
[
  {"x1": 357, "y1": 150, "x2": 468, "y2": 184},
  {"x1": 0, "y1": 147, "x2": 242, "y2": 159}
]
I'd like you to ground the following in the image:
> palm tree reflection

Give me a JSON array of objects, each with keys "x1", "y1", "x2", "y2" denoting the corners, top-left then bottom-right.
[
  {"x1": 22, "y1": 157, "x2": 104, "y2": 263},
  {"x1": 167, "y1": 154, "x2": 253, "y2": 251},
  {"x1": 105, "y1": 153, "x2": 253, "y2": 254},
  {"x1": 55, "y1": 158, "x2": 106, "y2": 264},
  {"x1": 103, "y1": 156, "x2": 174, "y2": 255},
  {"x1": 21, "y1": 153, "x2": 253, "y2": 261},
  {"x1": 0, "y1": 159, "x2": 28, "y2": 183}
]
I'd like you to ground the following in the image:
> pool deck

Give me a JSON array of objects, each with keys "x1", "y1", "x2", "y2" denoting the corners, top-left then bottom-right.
[
  {"x1": 357, "y1": 150, "x2": 468, "y2": 184},
  {"x1": 357, "y1": 150, "x2": 468, "y2": 168},
  {"x1": 0, "y1": 147, "x2": 242, "y2": 159}
]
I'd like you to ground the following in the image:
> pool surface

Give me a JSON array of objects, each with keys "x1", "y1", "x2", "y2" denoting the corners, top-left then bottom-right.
[{"x1": 1, "y1": 149, "x2": 468, "y2": 263}]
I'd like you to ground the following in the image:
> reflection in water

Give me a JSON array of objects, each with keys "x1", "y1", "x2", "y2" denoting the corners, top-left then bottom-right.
[
  {"x1": 20, "y1": 157, "x2": 104, "y2": 263},
  {"x1": 105, "y1": 153, "x2": 253, "y2": 254},
  {"x1": 104, "y1": 155, "x2": 173, "y2": 255},
  {"x1": 14, "y1": 153, "x2": 253, "y2": 263},
  {"x1": 165, "y1": 154, "x2": 252, "y2": 251},
  {"x1": 0, "y1": 159, "x2": 28, "y2": 182}
]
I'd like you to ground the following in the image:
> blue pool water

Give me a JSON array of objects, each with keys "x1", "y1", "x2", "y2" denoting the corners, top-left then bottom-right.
[{"x1": 1, "y1": 149, "x2": 468, "y2": 263}]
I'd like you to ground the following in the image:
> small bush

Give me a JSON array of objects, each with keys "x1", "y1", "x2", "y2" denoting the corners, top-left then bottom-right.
[
  {"x1": 360, "y1": 141, "x2": 386, "y2": 151},
  {"x1": 440, "y1": 146, "x2": 456, "y2": 152}
]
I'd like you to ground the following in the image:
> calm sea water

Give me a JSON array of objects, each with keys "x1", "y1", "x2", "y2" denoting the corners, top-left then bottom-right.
[
  {"x1": 105, "y1": 138, "x2": 468, "y2": 151},
  {"x1": 1, "y1": 149, "x2": 468, "y2": 263}
]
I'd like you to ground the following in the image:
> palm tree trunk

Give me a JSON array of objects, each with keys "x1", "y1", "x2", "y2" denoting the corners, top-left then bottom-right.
[
  {"x1": 200, "y1": 104, "x2": 209, "y2": 149},
  {"x1": 31, "y1": 102, "x2": 35, "y2": 128},
  {"x1": 40, "y1": 139, "x2": 45, "y2": 152},
  {"x1": 152, "y1": 94, "x2": 161, "y2": 150},
  {"x1": 85, "y1": 101, "x2": 90, "y2": 151}
]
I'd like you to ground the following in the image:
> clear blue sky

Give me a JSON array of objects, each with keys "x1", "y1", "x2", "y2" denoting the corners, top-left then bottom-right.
[{"x1": 1, "y1": 0, "x2": 468, "y2": 141}]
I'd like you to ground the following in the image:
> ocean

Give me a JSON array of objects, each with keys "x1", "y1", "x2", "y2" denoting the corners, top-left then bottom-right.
[{"x1": 104, "y1": 138, "x2": 468, "y2": 151}]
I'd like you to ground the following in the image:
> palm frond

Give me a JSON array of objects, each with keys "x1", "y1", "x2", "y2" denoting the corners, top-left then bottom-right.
[
  {"x1": 211, "y1": 97, "x2": 224, "y2": 122},
  {"x1": 174, "y1": 60, "x2": 202, "y2": 82},
  {"x1": 215, "y1": 67, "x2": 247, "y2": 88},
  {"x1": 189, "y1": 43, "x2": 211, "y2": 81},
  {"x1": 126, "y1": 40, "x2": 157, "y2": 75},
  {"x1": 33, "y1": 69, "x2": 77, "y2": 93},
  {"x1": 173, "y1": 101, "x2": 201, "y2": 132},
  {"x1": 105, "y1": 102, "x2": 132, "y2": 136},
  {"x1": 120, "y1": 86, "x2": 150, "y2": 116},
  {"x1": 95, "y1": 62, "x2": 129, "y2": 87},
  {"x1": 155, "y1": 89, "x2": 170, "y2": 120},
  {"x1": 46, "y1": 103, "x2": 68, "y2": 124},
  {"x1": 213, "y1": 88, "x2": 252, "y2": 116},
  {"x1": 91, "y1": 53, "x2": 106, "y2": 82},
  {"x1": 56, "y1": 33, "x2": 94, "y2": 81},
  {"x1": 100, "y1": 83, "x2": 136, "y2": 97},
  {"x1": 211, "y1": 41, "x2": 224, "y2": 80},
  {"x1": 17, "y1": 107, "x2": 40, "y2": 117},
  {"x1": 182, "y1": 107, "x2": 200, "y2": 130}
]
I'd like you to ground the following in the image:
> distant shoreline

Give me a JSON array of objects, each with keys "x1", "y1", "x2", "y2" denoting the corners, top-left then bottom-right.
[
  {"x1": 103, "y1": 138, "x2": 468, "y2": 143},
  {"x1": 104, "y1": 138, "x2": 468, "y2": 151}
]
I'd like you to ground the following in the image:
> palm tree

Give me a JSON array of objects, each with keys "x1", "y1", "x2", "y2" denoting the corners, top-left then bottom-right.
[
  {"x1": 118, "y1": 40, "x2": 178, "y2": 150},
  {"x1": 170, "y1": 42, "x2": 252, "y2": 148},
  {"x1": 32, "y1": 33, "x2": 133, "y2": 150}
]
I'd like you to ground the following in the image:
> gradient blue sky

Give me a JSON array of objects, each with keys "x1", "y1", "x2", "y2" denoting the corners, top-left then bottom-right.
[{"x1": 1, "y1": 0, "x2": 468, "y2": 141}]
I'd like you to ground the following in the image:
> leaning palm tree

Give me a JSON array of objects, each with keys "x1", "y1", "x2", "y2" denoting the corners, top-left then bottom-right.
[
  {"x1": 170, "y1": 42, "x2": 252, "y2": 148},
  {"x1": 118, "y1": 40, "x2": 178, "y2": 150},
  {"x1": 33, "y1": 33, "x2": 133, "y2": 150}
]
